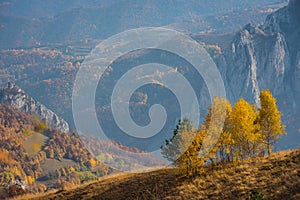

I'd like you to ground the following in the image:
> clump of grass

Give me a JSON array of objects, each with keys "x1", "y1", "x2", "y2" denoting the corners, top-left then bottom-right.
[{"x1": 246, "y1": 189, "x2": 268, "y2": 200}]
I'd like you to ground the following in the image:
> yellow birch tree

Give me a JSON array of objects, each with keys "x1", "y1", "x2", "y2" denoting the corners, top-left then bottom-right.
[{"x1": 258, "y1": 89, "x2": 286, "y2": 155}]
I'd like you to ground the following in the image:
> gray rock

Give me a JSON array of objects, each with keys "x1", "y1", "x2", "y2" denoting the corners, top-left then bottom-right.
[
  {"x1": 0, "y1": 82, "x2": 69, "y2": 133},
  {"x1": 210, "y1": 0, "x2": 299, "y2": 149}
]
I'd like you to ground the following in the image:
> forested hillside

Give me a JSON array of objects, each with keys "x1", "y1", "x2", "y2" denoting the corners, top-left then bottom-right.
[{"x1": 0, "y1": 103, "x2": 108, "y2": 198}]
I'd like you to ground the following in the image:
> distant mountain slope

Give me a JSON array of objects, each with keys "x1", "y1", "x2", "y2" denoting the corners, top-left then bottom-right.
[
  {"x1": 0, "y1": 0, "x2": 287, "y2": 49},
  {"x1": 27, "y1": 148, "x2": 300, "y2": 200},
  {"x1": 0, "y1": 82, "x2": 69, "y2": 133},
  {"x1": 0, "y1": 0, "x2": 122, "y2": 18},
  {"x1": 1, "y1": 0, "x2": 286, "y2": 18}
]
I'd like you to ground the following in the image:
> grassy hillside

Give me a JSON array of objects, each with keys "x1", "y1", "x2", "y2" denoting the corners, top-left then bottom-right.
[{"x1": 24, "y1": 148, "x2": 300, "y2": 200}]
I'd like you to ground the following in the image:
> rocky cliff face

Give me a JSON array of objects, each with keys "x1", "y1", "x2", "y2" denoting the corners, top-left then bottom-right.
[
  {"x1": 223, "y1": 24, "x2": 290, "y2": 105},
  {"x1": 214, "y1": 0, "x2": 299, "y2": 148},
  {"x1": 0, "y1": 82, "x2": 69, "y2": 133}
]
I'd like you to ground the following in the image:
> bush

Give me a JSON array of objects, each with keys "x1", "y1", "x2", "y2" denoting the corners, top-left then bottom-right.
[
  {"x1": 22, "y1": 128, "x2": 31, "y2": 135},
  {"x1": 246, "y1": 189, "x2": 268, "y2": 200},
  {"x1": 34, "y1": 122, "x2": 47, "y2": 133},
  {"x1": 6, "y1": 179, "x2": 29, "y2": 197}
]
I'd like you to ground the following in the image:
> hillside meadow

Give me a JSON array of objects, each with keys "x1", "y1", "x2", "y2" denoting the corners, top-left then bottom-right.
[{"x1": 16, "y1": 148, "x2": 300, "y2": 200}]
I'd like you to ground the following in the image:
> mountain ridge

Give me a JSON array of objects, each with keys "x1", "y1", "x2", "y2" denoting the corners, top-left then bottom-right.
[
  {"x1": 0, "y1": 82, "x2": 69, "y2": 133},
  {"x1": 0, "y1": 0, "x2": 287, "y2": 49}
]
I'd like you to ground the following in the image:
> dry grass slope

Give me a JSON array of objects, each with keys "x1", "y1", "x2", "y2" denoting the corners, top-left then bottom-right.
[{"x1": 25, "y1": 148, "x2": 299, "y2": 200}]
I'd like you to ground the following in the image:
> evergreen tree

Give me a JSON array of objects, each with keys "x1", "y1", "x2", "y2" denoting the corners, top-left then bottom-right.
[{"x1": 161, "y1": 118, "x2": 199, "y2": 176}]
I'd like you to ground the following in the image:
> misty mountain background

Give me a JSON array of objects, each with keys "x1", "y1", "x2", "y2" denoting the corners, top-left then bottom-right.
[{"x1": 0, "y1": 0, "x2": 299, "y2": 152}]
